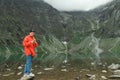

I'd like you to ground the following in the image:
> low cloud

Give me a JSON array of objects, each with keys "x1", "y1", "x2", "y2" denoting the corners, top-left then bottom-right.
[{"x1": 44, "y1": 0, "x2": 113, "y2": 11}]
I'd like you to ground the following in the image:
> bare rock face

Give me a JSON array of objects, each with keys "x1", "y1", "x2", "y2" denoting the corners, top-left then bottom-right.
[{"x1": 0, "y1": 0, "x2": 120, "y2": 45}]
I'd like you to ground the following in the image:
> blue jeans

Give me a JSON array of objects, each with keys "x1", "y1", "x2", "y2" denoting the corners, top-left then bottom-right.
[{"x1": 24, "y1": 55, "x2": 33, "y2": 75}]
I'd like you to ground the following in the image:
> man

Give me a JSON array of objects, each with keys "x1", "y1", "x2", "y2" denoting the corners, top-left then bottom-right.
[{"x1": 22, "y1": 30, "x2": 38, "y2": 78}]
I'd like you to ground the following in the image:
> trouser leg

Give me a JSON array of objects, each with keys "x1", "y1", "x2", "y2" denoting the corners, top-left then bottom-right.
[{"x1": 24, "y1": 55, "x2": 32, "y2": 75}]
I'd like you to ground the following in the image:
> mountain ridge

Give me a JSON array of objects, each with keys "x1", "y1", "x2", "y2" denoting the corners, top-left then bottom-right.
[{"x1": 0, "y1": 0, "x2": 119, "y2": 45}]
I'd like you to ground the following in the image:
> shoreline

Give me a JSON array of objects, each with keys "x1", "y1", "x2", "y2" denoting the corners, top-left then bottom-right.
[{"x1": 0, "y1": 64, "x2": 113, "y2": 80}]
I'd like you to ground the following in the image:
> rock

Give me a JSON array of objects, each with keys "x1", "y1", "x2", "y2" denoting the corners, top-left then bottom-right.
[
  {"x1": 86, "y1": 74, "x2": 96, "y2": 80},
  {"x1": 108, "y1": 63, "x2": 120, "y2": 70},
  {"x1": 34, "y1": 65, "x2": 38, "y2": 68},
  {"x1": 44, "y1": 68, "x2": 54, "y2": 71},
  {"x1": 3, "y1": 74, "x2": 10, "y2": 77},
  {"x1": 61, "y1": 66, "x2": 66, "y2": 68},
  {"x1": 61, "y1": 69, "x2": 68, "y2": 72},
  {"x1": 63, "y1": 60, "x2": 68, "y2": 64},
  {"x1": 67, "y1": 64, "x2": 71, "y2": 66},
  {"x1": 18, "y1": 66, "x2": 23, "y2": 70},
  {"x1": 81, "y1": 69, "x2": 90, "y2": 72},
  {"x1": 37, "y1": 72, "x2": 43, "y2": 75},
  {"x1": 74, "y1": 76, "x2": 81, "y2": 80},
  {"x1": 17, "y1": 72, "x2": 22, "y2": 75},
  {"x1": 109, "y1": 75, "x2": 120, "y2": 79},
  {"x1": 74, "y1": 69, "x2": 77, "y2": 72},
  {"x1": 6, "y1": 68, "x2": 11, "y2": 71},
  {"x1": 113, "y1": 70, "x2": 120, "y2": 75},
  {"x1": 102, "y1": 70, "x2": 107, "y2": 73},
  {"x1": 3, "y1": 72, "x2": 14, "y2": 77},
  {"x1": 101, "y1": 76, "x2": 107, "y2": 79},
  {"x1": 91, "y1": 62, "x2": 95, "y2": 66},
  {"x1": 89, "y1": 75, "x2": 96, "y2": 80},
  {"x1": 85, "y1": 74, "x2": 92, "y2": 77}
]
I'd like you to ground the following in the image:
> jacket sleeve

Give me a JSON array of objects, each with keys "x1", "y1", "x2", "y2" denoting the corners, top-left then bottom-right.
[
  {"x1": 23, "y1": 37, "x2": 31, "y2": 47},
  {"x1": 33, "y1": 42, "x2": 39, "y2": 47}
]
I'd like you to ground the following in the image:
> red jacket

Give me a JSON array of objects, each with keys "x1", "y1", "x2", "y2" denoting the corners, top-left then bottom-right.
[{"x1": 22, "y1": 35, "x2": 38, "y2": 57}]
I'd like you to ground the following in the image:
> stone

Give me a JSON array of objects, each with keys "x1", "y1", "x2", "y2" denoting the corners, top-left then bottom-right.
[
  {"x1": 17, "y1": 72, "x2": 22, "y2": 75},
  {"x1": 86, "y1": 74, "x2": 92, "y2": 77},
  {"x1": 18, "y1": 66, "x2": 23, "y2": 70},
  {"x1": 113, "y1": 70, "x2": 120, "y2": 75},
  {"x1": 61, "y1": 69, "x2": 68, "y2": 72},
  {"x1": 101, "y1": 76, "x2": 107, "y2": 79},
  {"x1": 89, "y1": 75, "x2": 96, "y2": 80},
  {"x1": 108, "y1": 63, "x2": 120, "y2": 70},
  {"x1": 37, "y1": 72, "x2": 42, "y2": 75},
  {"x1": 109, "y1": 75, "x2": 120, "y2": 79},
  {"x1": 44, "y1": 68, "x2": 54, "y2": 71},
  {"x1": 102, "y1": 70, "x2": 107, "y2": 73},
  {"x1": 74, "y1": 76, "x2": 80, "y2": 80}
]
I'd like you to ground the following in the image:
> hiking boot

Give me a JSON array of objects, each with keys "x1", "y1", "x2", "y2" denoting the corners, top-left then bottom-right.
[
  {"x1": 23, "y1": 74, "x2": 31, "y2": 79},
  {"x1": 21, "y1": 74, "x2": 31, "y2": 80},
  {"x1": 29, "y1": 73, "x2": 35, "y2": 77}
]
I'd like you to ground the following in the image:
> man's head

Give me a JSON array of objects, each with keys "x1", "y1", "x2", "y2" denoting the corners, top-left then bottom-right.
[{"x1": 29, "y1": 30, "x2": 35, "y2": 36}]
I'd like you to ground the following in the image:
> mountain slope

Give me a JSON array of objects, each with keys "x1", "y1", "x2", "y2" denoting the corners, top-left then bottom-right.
[
  {"x1": 66, "y1": 0, "x2": 120, "y2": 38},
  {"x1": 0, "y1": 0, "x2": 120, "y2": 45},
  {"x1": 0, "y1": 0, "x2": 64, "y2": 45}
]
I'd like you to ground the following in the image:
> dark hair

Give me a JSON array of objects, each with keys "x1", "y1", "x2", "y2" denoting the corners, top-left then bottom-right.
[{"x1": 29, "y1": 29, "x2": 35, "y2": 33}]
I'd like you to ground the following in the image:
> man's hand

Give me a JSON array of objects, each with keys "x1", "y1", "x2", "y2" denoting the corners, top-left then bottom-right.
[{"x1": 31, "y1": 40, "x2": 36, "y2": 43}]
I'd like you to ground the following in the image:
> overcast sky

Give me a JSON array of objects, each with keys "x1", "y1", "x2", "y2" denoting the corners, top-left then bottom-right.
[{"x1": 44, "y1": 0, "x2": 113, "y2": 11}]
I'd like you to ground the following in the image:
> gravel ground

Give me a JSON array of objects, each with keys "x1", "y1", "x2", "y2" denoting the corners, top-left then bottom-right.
[{"x1": 0, "y1": 64, "x2": 114, "y2": 80}]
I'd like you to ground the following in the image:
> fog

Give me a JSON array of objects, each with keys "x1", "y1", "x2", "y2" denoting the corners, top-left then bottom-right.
[{"x1": 44, "y1": 0, "x2": 113, "y2": 11}]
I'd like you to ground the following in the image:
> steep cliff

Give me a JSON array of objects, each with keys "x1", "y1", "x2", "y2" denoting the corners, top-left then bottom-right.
[{"x1": 0, "y1": 0, "x2": 119, "y2": 45}]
